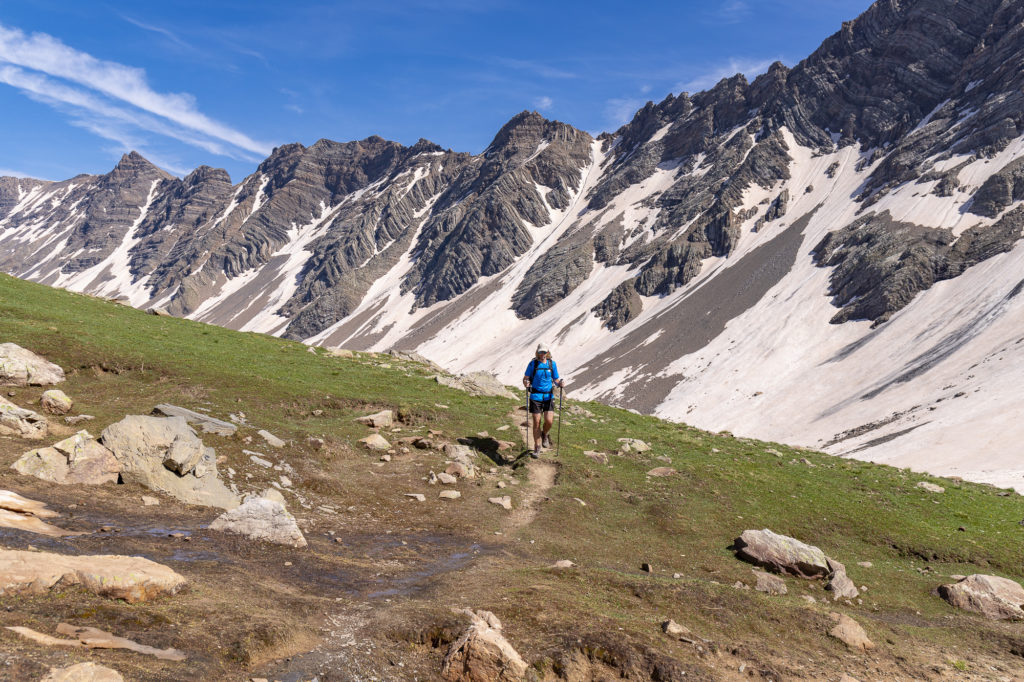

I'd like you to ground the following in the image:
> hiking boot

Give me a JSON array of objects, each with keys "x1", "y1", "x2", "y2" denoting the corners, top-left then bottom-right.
[
  {"x1": 542, "y1": 434, "x2": 552, "y2": 448},
  {"x1": 531, "y1": 445, "x2": 541, "y2": 459}
]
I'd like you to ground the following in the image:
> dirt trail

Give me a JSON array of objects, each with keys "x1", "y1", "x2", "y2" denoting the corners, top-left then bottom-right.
[{"x1": 507, "y1": 407, "x2": 557, "y2": 530}]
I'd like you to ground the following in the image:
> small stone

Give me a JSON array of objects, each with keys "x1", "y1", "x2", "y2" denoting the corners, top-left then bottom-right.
[
  {"x1": 355, "y1": 410, "x2": 393, "y2": 429},
  {"x1": 445, "y1": 462, "x2": 471, "y2": 479},
  {"x1": 405, "y1": 493, "x2": 426, "y2": 502},
  {"x1": 672, "y1": 573, "x2": 682, "y2": 579},
  {"x1": 584, "y1": 451, "x2": 609, "y2": 465},
  {"x1": 857, "y1": 561, "x2": 872, "y2": 568},
  {"x1": 571, "y1": 497, "x2": 586, "y2": 506},
  {"x1": 284, "y1": 561, "x2": 292, "y2": 566},
  {"x1": 438, "y1": 472, "x2": 457, "y2": 485},
  {"x1": 380, "y1": 454, "x2": 391, "y2": 462},
  {"x1": 496, "y1": 481, "x2": 506, "y2": 489},
  {"x1": 141, "y1": 496, "x2": 159, "y2": 506},
  {"x1": 647, "y1": 467, "x2": 676, "y2": 477},
  {"x1": 828, "y1": 612, "x2": 874, "y2": 650},
  {"x1": 307, "y1": 437, "x2": 324, "y2": 450},
  {"x1": 279, "y1": 475, "x2": 292, "y2": 487},
  {"x1": 488, "y1": 496, "x2": 512, "y2": 510},
  {"x1": 439, "y1": 490, "x2": 461, "y2": 500},
  {"x1": 257, "y1": 430, "x2": 285, "y2": 448},
  {"x1": 916, "y1": 481, "x2": 945, "y2": 493},
  {"x1": 662, "y1": 619, "x2": 690, "y2": 637},
  {"x1": 551, "y1": 560, "x2": 575, "y2": 569},
  {"x1": 359, "y1": 434, "x2": 391, "y2": 450},
  {"x1": 753, "y1": 569, "x2": 788, "y2": 595},
  {"x1": 249, "y1": 454, "x2": 272, "y2": 468}
]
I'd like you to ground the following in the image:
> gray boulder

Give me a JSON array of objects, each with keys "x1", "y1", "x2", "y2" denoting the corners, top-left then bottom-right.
[
  {"x1": 825, "y1": 558, "x2": 860, "y2": 600},
  {"x1": 939, "y1": 574, "x2": 1024, "y2": 620},
  {"x1": 435, "y1": 372, "x2": 517, "y2": 400},
  {"x1": 0, "y1": 396, "x2": 48, "y2": 440},
  {"x1": 100, "y1": 416, "x2": 239, "y2": 509},
  {"x1": 0, "y1": 343, "x2": 65, "y2": 386},
  {"x1": 12, "y1": 431, "x2": 120, "y2": 485},
  {"x1": 734, "y1": 529, "x2": 830, "y2": 578},
  {"x1": 209, "y1": 493, "x2": 307, "y2": 547},
  {"x1": 40, "y1": 389, "x2": 73, "y2": 415}
]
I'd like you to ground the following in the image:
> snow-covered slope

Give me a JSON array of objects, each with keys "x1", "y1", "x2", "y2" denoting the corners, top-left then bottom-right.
[{"x1": 4, "y1": 0, "x2": 1024, "y2": 489}]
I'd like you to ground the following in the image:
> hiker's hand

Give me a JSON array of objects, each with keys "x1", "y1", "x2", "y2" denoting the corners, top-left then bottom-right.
[{"x1": 557, "y1": 379, "x2": 565, "y2": 388}]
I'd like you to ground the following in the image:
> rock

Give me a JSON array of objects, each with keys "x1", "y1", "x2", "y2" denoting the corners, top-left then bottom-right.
[
  {"x1": 488, "y1": 496, "x2": 512, "y2": 510},
  {"x1": 12, "y1": 431, "x2": 121, "y2": 485},
  {"x1": 438, "y1": 472, "x2": 458, "y2": 485},
  {"x1": 0, "y1": 490, "x2": 81, "y2": 537},
  {"x1": 646, "y1": 467, "x2": 676, "y2": 477},
  {"x1": 141, "y1": 495, "x2": 159, "y2": 506},
  {"x1": 11, "y1": 622, "x2": 185, "y2": 661},
  {"x1": 147, "y1": 306, "x2": 172, "y2": 316},
  {"x1": 641, "y1": 562, "x2": 653, "y2": 573},
  {"x1": 257, "y1": 429, "x2": 285, "y2": 448},
  {"x1": 571, "y1": 497, "x2": 586, "y2": 506},
  {"x1": 439, "y1": 490, "x2": 461, "y2": 500},
  {"x1": 41, "y1": 389, "x2": 73, "y2": 415},
  {"x1": 405, "y1": 493, "x2": 426, "y2": 502},
  {"x1": 163, "y1": 434, "x2": 205, "y2": 475},
  {"x1": 307, "y1": 437, "x2": 324, "y2": 450},
  {"x1": 857, "y1": 561, "x2": 873, "y2": 568},
  {"x1": 442, "y1": 609, "x2": 528, "y2": 681},
  {"x1": 0, "y1": 343, "x2": 64, "y2": 386},
  {"x1": 753, "y1": 569, "x2": 788, "y2": 595},
  {"x1": 355, "y1": 409, "x2": 394, "y2": 429},
  {"x1": 826, "y1": 558, "x2": 860, "y2": 600},
  {"x1": 209, "y1": 495, "x2": 307, "y2": 548},
  {"x1": 326, "y1": 348, "x2": 354, "y2": 358},
  {"x1": 662, "y1": 619, "x2": 690, "y2": 637},
  {"x1": 100, "y1": 416, "x2": 238, "y2": 509},
  {"x1": 64, "y1": 414, "x2": 95, "y2": 425},
  {"x1": 916, "y1": 481, "x2": 945, "y2": 493},
  {"x1": 279, "y1": 475, "x2": 292, "y2": 487},
  {"x1": 938, "y1": 574, "x2": 1024, "y2": 620},
  {"x1": 40, "y1": 662, "x2": 125, "y2": 682},
  {"x1": 0, "y1": 395, "x2": 48, "y2": 439},
  {"x1": 828, "y1": 613, "x2": 874, "y2": 650},
  {"x1": 444, "y1": 444, "x2": 478, "y2": 477},
  {"x1": 617, "y1": 438, "x2": 651, "y2": 453},
  {"x1": 435, "y1": 372, "x2": 518, "y2": 400},
  {"x1": 446, "y1": 462, "x2": 471, "y2": 479},
  {"x1": 152, "y1": 404, "x2": 237, "y2": 436},
  {"x1": 584, "y1": 450, "x2": 609, "y2": 465},
  {"x1": 568, "y1": 405, "x2": 594, "y2": 418},
  {"x1": 551, "y1": 560, "x2": 575, "y2": 569},
  {"x1": 359, "y1": 434, "x2": 391, "y2": 450},
  {"x1": 413, "y1": 437, "x2": 433, "y2": 449},
  {"x1": 0, "y1": 548, "x2": 186, "y2": 602},
  {"x1": 379, "y1": 454, "x2": 391, "y2": 462},
  {"x1": 249, "y1": 453, "x2": 273, "y2": 467},
  {"x1": 734, "y1": 529, "x2": 830, "y2": 578}
]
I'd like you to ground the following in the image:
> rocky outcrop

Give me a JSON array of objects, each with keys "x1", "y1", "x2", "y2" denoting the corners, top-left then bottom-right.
[
  {"x1": 593, "y1": 281, "x2": 643, "y2": 330},
  {"x1": 40, "y1": 662, "x2": 125, "y2": 682},
  {"x1": 100, "y1": 415, "x2": 239, "y2": 509},
  {"x1": 0, "y1": 395, "x2": 48, "y2": 439},
  {"x1": 939, "y1": 574, "x2": 1024, "y2": 620},
  {"x1": 734, "y1": 529, "x2": 830, "y2": 578},
  {"x1": 0, "y1": 549, "x2": 186, "y2": 602},
  {"x1": 0, "y1": 490, "x2": 82, "y2": 537},
  {"x1": 152, "y1": 403, "x2": 237, "y2": 436},
  {"x1": 0, "y1": 343, "x2": 64, "y2": 386},
  {"x1": 442, "y1": 609, "x2": 527, "y2": 682},
  {"x1": 12, "y1": 430, "x2": 120, "y2": 485},
  {"x1": 435, "y1": 372, "x2": 517, "y2": 399},
  {"x1": 209, "y1": 493, "x2": 307, "y2": 547}
]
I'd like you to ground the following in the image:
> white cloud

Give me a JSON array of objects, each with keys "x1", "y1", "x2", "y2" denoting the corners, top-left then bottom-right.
[
  {"x1": 716, "y1": 0, "x2": 751, "y2": 23},
  {"x1": 604, "y1": 97, "x2": 647, "y2": 129},
  {"x1": 534, "y1": 95, "x2": 553, "y2": 111},
  {"x1": 679, "y1": 57, "x2": 778, "y2": 93},
  {"x1": 0, "y1": 22, "x2": 272, "y2": 159}
]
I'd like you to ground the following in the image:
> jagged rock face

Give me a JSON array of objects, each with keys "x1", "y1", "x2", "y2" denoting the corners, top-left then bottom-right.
[{"x1": 6, "y1": 0, "x2": 1024, "y2": 491}]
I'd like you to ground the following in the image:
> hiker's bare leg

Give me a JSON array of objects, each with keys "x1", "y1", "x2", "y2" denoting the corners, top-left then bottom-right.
[
  {"x1": 532, "y1": 412, "x2": 543, "y2": 445},
  {"x1": 543, "y1": 411, "x2": 554, "y2": 438}
]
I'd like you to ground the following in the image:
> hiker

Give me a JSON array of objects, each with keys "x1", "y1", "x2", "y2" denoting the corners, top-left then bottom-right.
[{"x1": 523, "y1": 343, "x2": 565, "y2": 457}]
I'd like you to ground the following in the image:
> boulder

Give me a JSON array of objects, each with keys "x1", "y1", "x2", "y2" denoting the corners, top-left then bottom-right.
[
  {"x1": 583, "y1": 450, "x2": 609, "y2": 465},
  {"x1": 438, "y1": 472, "x2": 458, "y2": 485},
  {"x1": 355, "y1": 410, "x2": 394, "y2": 428},
  {"x1": 444, "y1": 443, "x2": 478, "y2": 477},
  {"x1": 209, "y1": 494, "x2": 307, "y2": 548},
  {"x1": 488, "y1": 496, "x2": 512, "y2": 510},
  {"x1": 388, "y1": 349, "x2": 444, "y2": 371},
  {"x1": 12, "y1": 431, "x2": 121, "y2": 485},
  {"x1": 435, "y1": 372, "x2": 518, "y2": 400},
  {"x1": 152, "y1": 404, "x2": 237, "y2": 436},
  {"x1": 360, "y1": 434, "x2": 391, "y2": 450},
  {"x1": 442, "y1": 609, "x2": 528, "y2": 681},
  {"x1": 647, "y1": 467, "x2": 676, "y2": 477},
  {"x1": 100, "y1": 416, "x2": 238, "y2": 509},
  {"x1": 0, "y1": 395, "x2": 48, "y2": 439},
  {"x1": 916, "y1": 481, "x2": 945, "y2": 493},
  {"x1": 0, "y1": 343, "x2": 64, "y2": 386},
  {"x1": 41, "y1": 389, "x2": 73, "y2": 415},
  {"x1": 938, "y1": 574, "x2": 1024, "y2": 620},
  {"x1": 828, "y1": 613, "x2": 873, "y2": 650},
  {"x1": 65, "y1": 414, "x2": 95, "y2": 425},
  {"x1": 405, "y1": 493, "x2": 426, "y2": 502},
  {"x1": 662, "y1": 619, "x2": 691, "y2": 637},
  {"x1": 440, "y1": 490, "x2": 461, "y2": 500},
  {"x1": 753, "y1": 569, "x2": 788, "y2": 595},
  {"x1": 551, "y1": 560, "x2": 576, "y2": 569},
  {"x1": 734, "y1": 529, "x2": 830, "y2": 578},
  {"x1": 0, "y1": 549, "x2": 186, "y2": 602},
  {"x1": 326, "y1": 347, "x2": 355, "y2": 358},
  {"x1": 617, "y1": 438, "x2": 651, "y2": 453},
  {"x1": 826, "y1": 558, "x2": 860, "y2": 600},
  {"x1": 40, "y1": 662, "x2": 125, "y2": 682}
]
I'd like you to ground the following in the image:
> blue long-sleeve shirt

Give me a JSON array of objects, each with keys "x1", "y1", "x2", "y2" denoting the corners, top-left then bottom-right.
[{"x1": 524, "y1": 359, "x2": 559, "y2": 401}]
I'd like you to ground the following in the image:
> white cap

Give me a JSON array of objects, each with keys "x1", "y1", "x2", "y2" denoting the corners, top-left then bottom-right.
[{"x1": 536, "y1": 343, "x2": 549, "y2": 354}]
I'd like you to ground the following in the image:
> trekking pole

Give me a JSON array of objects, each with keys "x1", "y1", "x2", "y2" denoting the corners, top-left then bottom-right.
[
  {"x1": 556, "y1": 386, "x2": 564, "y2": 457},
  {"x1": 525, "y1": 383, "x2": 531, "y2": 453}
]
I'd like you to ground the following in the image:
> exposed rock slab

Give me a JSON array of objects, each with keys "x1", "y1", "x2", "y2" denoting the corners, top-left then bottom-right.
[
  {"x1": 152, "y1": 403, "x2": 237, "y2": 436},
  {"x1": 100, "y1": 415, "x2": 238, "y2": 509},
  {"x1": 8, "y1": 622, "x2": 185, "y2": 660},
  {"x1": 0, "y1": 343, "x2": 65, "y2": 386},
  {"x1": 442, "y1": 609, "x2": 528, "y2": 682},
  {"x1": 938, "y1": 574, "x2": 1024, "y2": 620},
  {"x1": 258, "y1": 429, "x2": 285, "y2": 448},
  {"x1": 435, "y1": 372, "x2": 517, "y2": 400},
  {"x1": 734, "y1": 529, "x2": 830, "y2": 578},
  {"x1": 355, "y1": 410, "x2": 393, "y2": 428},
  {"x1": 0, "y1": 490, "x2": 82, "y2": 537},
  {"x1": 0, "y1": 549, "x2": 186, "y2": 602},
  {"x1": 0, "y1": 395, "x2": 48, "y2": 439},
  {"x1": 40, "y1": 662, "x2": 125, "y2": 682},
  {"x1": 209, "y1": 494, "x2": 307, "y2": 548}
]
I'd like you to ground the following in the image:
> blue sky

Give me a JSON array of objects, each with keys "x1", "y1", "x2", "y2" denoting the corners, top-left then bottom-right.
[{"x1": 0, "y1": 0, "x2": 874, "y2": 182}]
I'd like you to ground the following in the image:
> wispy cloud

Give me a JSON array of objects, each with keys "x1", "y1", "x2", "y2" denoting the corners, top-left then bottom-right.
[
  {"x1": 119, "y1": 14, "x2": 194, "y2": 51},
  {"x1": 715, "y1": 0, "x2": 752, "y2": 24},
  {"x1": 679, "y1": 57, "x2": 778, "y2": 93},
  {"x1": 0, "y1": 22, "x2": 273, "y2": 160},
  {"x1": 533, "y1": 95, "x2": 553, "y2": 111},
  {"x1": 495, "y1": 58, "x2": 577, "y2": 80},
  {"x1": 604, "y1": 97, "x2": 647, "y2": 129}
]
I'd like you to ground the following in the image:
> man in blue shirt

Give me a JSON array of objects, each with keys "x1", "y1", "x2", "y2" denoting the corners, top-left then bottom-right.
[{"x1": 522, "y1": 343, "x2": 565, "y2": 458}]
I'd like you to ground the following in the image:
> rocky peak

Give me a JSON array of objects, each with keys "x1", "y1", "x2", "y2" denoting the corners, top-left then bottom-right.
[{"x1": 107, "y1": 151, "x2": 170, "y2": 185}]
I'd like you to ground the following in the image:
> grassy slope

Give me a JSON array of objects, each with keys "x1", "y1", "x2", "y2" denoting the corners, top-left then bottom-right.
[{"x1": 1, "y1": 272, "x2": 1023, "y2": 679}]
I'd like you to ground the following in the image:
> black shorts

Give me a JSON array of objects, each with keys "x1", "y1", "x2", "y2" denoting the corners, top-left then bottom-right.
[{"x1": 529, "y1": 397, "x2": 553, "y2": 414}]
